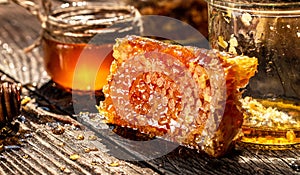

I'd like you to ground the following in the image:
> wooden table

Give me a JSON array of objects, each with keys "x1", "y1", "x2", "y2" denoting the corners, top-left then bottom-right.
[{"x1": 0, "y1": 3, "x2": 299, "y2": 175}]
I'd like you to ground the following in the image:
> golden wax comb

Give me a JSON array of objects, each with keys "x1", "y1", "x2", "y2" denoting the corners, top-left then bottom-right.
[{"x1": 98, "y1": 35, "x2": 258, "y2": 157}]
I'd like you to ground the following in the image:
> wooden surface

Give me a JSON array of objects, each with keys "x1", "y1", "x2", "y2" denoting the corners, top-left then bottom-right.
[{"x1": 0, "y1": 3, "x2": 299, "y2": 175}]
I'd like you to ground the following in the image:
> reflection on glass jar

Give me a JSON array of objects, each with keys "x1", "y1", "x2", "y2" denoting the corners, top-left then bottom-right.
[
  {"x1": 42, "y1": 1, "x2": 141, "y2": 90},
  {"x1": 206, "y1": 0, "x2": 300, "y2": 146}
]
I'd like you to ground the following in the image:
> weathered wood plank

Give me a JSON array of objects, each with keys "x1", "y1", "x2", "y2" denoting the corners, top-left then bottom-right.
[{"x1": 0, "y1": 106, "x2": 159, "y2": 174}]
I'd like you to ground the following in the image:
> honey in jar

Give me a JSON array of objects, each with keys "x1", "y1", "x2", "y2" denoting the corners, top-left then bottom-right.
[
  {"x1": 43, "y1": 38, "x2": 114, "y2": 90},
  {"x1": 41, "y1": 2, "x2": 141, "y2": 90}
]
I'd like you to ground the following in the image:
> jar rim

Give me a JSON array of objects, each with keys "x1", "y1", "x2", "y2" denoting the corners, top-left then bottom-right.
[
  {"x1": 42, "y1": 2, "x2": 142, "y2": 44},
  {"x1": 44, "y1": 2, "x2": 141, "y2": 37},
  {"x1": 49, "y1": 3, "x2": 138, "y2": 25},
  {"x1": 206, "y1": 0, "x2": 300, "y2": 14}
]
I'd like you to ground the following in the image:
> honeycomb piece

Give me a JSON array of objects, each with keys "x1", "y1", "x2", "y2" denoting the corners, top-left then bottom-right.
[{"x1": 98, "y1": 35, "x2": 258, "y2": 157}]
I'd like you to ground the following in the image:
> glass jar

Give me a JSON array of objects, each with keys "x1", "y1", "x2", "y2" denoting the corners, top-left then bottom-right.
[
  {"x1": 12, "y1": 0, "x2": 141, "y2": 91},
  {"x1": 206, "y1": 0, "x2": 300, "y2": 146},
  {"x1": 40, "y1": 1, "x2": 142, "y2": 91}
]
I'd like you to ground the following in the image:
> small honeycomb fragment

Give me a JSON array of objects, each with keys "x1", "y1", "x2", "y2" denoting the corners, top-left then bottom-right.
[{"x1": 97, "y1": 35, "x2": 258, "y2": 157}]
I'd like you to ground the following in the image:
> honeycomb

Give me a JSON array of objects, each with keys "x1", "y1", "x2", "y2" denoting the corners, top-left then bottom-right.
[{"x1": 97, "y1": 35, "x2": 258, "y2": 157}]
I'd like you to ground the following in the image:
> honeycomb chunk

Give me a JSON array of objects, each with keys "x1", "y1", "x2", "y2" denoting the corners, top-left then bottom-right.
[{"x1": 97, "y1": 35, "x2": 258, "y2": 157}]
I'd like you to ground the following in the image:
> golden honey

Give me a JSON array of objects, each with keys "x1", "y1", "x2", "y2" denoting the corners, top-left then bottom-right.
[
  {"x1": 42, "y1": 38, "x2": 114, "y2": 90},
  {"x1": 39, "y1": 2, "x2": 141, "y2": 91},
  {"x1": 241, "y1": 97, "x2": 300, "y2": 146}
]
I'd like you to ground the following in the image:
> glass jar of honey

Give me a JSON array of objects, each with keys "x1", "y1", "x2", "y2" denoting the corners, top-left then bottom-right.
[
  {"x1": 41, "y1": 1, "x2": 142, "y2": 91},
  {"x1": 206, "y1": 0, "x2": 300, "y2": 147}
]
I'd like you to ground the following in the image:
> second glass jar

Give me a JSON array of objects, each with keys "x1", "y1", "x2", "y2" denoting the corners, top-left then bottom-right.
[{"x1": 206, "y1": 0, "x2": 300, "y2": 146}]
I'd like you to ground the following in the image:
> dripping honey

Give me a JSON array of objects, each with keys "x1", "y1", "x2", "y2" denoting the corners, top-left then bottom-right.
[{"x1": 42, "y1": 38, "x2": 114, "y2": 90}]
